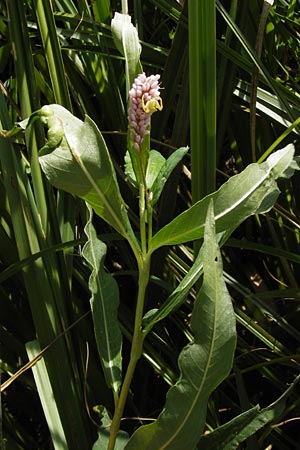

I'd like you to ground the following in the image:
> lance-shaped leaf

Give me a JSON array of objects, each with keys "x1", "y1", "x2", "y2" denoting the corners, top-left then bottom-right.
[
  {"x1": 83, "y1": 206, "x2": 122, "y2": 394},
  {"x1": 125, "y1": 149, "x2": 166, "y2": 189},
  {"x1": 125, "y1": 147, "x2": 189, "y2": 206},
  {"x1": 125, "y1": 201, "x2": 236, "y2": 450},
  {"x1": 111, "y1": 12, "x2": 142, "y2": 97},
  {"x1": 38, "y1": 104, "x2": 139, "y2": 251},
  {"x1": 142, "y1": 247, "x2": 204, "y2": 335},
  {"x1": 150, "y1": 144, "x2": 297, "y2": 252},
  {"x1": 150, "y1": 146, "x2": 189, "y2": 206},
  {"x1": 197, "y1": 375, "x2": 300, "y2": 450}
]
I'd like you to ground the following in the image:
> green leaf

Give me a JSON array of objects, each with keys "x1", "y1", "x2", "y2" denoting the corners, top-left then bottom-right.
[
  {"x1": 197, "y1": 375, "x2": 300, "y2": 450},
  {"x1": 146, "y1": 150, "x2": 166, "y2": 189},
  {"x1": 150, "y1": 146, "x2": 188, "y2": 205},
  {"x1": 125, "y1": 201, "x2": 236, "y2": 450},
  {"x1": 125, "y1": 147, "x2": 188, "y2": 208},
  {"x1": 143, "y1": 243, "x2": 204, "y2": 334},
  {"x1": 124, "y1": 150, "x2": 136, "y2": 187},
  {"x1": 37, "y1": 104, "x2": 139, "y2": 251},
  {"x1": 111, "y1": 12, "x2": 143, "y2": 97},
  {"x1": 125, "y1": 149, "x2": 166, "y2": 189},
  {"x1": 111, "y1": 12, "x2": 146, "y2": 186},
  {"x1": 92, "y1": 408, "x2": 129, "y2": 450},
  {"x1": 83, "y1": 206, "x2": 122, "y2": 394},
  {"x1": 26, "y1": 340, "x2": 68, "y2": 450},
  {"x1": 150, "y1": 144, "x2": 296, "y2": 252},
  {"x1": 92, "y1": 430, "x2": 129, "y2": 450}
]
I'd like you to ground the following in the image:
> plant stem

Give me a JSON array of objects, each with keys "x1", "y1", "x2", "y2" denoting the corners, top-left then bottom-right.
[
  {"x1": 107, "y1": 255, "x2": 151, "y2": 450},
  {"x1": 147, "y1": 199, "x2": 153, "y2": 250},
  {"x1": 139, "y1": 183, "x2": 147, "y2": 254}
]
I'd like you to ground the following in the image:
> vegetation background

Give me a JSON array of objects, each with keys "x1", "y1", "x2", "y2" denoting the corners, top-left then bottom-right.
[{"x1": 1, "y1": 0, "x2": 300, "y2": 449}]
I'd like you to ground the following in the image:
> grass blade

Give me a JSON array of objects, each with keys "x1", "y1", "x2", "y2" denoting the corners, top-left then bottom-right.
[
  {"x1": 26, "y1": 341, "x2": 68, "y2": 450},
  {"x1": 189, "y1": 1, "x2": 216, "y2": 202}
]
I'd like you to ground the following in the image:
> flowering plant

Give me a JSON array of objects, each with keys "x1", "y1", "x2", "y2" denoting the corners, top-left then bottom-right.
[{"x1": 7, "y1": 11, "x2": 299, "y2": 450}]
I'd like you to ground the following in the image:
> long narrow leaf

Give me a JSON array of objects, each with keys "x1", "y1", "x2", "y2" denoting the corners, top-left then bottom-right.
[
  {"x1": 198, "y1": 375, "x2": 300, "y2": 450},
  {"x1": 125, "y1": 201, "x2": 236, "y2": 450},
  {"x1": 150, "y1": 144, "x2": 296, "y2": 252},
  {"x1": 83, "y1": 206, "x2": 122, "y2": 394},
  {"x1": 189, "y1": 0, "x2": 216, "y2": 201},
  {"x1": 111, "y1": 12, "x2": 142, "y2": 97},
  {"x1": 143, "y1": 248, "x2": 204, "y2": 335},
  {"x1": 26, "y1": 341, "x2": 68, "y2": 450}
]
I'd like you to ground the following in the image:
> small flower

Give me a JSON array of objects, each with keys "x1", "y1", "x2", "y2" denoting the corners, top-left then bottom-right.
[{"x1": 128, "y1": 73, "x2": 163, "y2": 152}]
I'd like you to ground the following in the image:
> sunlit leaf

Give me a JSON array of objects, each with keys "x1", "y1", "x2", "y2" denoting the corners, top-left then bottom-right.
[
  {"x1": 125, "y1": 149, "x2": 165, "y2": 188},
  {"x1": 150, "y1": 144, "x2": 296, "y2": 252},
  {"x1": 150, "y1": 146, "x2": 188, "y2": 205},
  {"x1": 37, "y1": 104, "x2": 139, "y2": 251},
  {"x1": 111, "y1": 12, "x2": 142, "y2": 96},
  {"x1": 26, "y1": 340, "x2": 68, "y2": 450},
  {"x1": 126, "y1": 201, "x2": 236, "y2": 450}
]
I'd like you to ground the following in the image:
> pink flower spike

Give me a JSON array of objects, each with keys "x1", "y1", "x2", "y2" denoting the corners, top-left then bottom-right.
[{"x1": 128, "y1": 73, "x2": 163, "y2": 152}]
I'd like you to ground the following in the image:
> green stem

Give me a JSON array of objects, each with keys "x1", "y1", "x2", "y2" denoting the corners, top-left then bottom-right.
[
  {"x1": 107, "y1": 255, "x2": 151, "y2": 450},
  {"x1": 107, "y1": 169, "x2": 150, "y2": 449},
  {"x1": 121, "y1": 0, "x2": 128, "y2": 14},
  {"x1": 147, "y1": 198, "x2": 153, "y2": 250},
  {"x1": 139, "y1": 183, "x2": 147, "y2": 254}
]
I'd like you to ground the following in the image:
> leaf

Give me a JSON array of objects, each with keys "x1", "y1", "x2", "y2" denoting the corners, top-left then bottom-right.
[
  {"x1": 83, "y1": 206, "x2": 122, "y2": 394},
  {"x1": 111, "y1": 12, "x2": 143, "y2": 96},
  {"x1": 111, "y1": 12, "x2": 146, "y2": 186},
  {"x1": 197, "y1": 375, "x2": 300, "y2": 450},
  {"x1": 150, "y1": 146, "x2": 188, "y2": 206},
  {"x1": 92, "y1": 407, "x2": 129, "y2": 450},
  {"x1": 92, "y1": 430, "x2": 129, "y2": 450},
  {"x1": 125, "y1": 201, "x2": 236, "y2": 450},
  {"x1": 146, "y1": 150, "x2": 166, "y2": 189},
  {"x1": 150, "y1": 144, "x2": 296, "y2": 252},
  {"x1": 142, "y1": 243, "x2": 204, "y2": 334},
  {"x1": 38, "y1": 104, "x2": 139, "y2": 251},
  {"x1": 125, "y1": 147, "x2": 188, "y2": 207},
  {"x1": 125, "y1": 149, "x2": 166, "y2": 189},
  {"x1": 26, "y1": 340, "x2": 68, "y2": 450}
]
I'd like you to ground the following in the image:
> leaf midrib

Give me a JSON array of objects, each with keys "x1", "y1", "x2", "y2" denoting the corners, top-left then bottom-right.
[
  {"x1": 151, "y1": 162, "x2": 274, "y2": 251},
  {"x1": 158, "y1": 265, "x2": 219, "y2": 449},
  {"x1": 89, "y1": 224, "x2": 119, "y2": 390}
]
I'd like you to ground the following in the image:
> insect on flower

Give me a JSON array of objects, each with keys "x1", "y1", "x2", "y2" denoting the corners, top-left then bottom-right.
[{"x1": 142, "y1": 96, "x2": 163, "y2": 114}]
